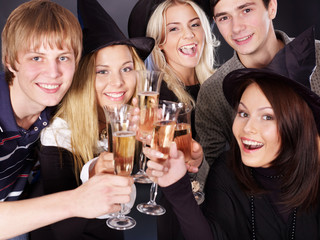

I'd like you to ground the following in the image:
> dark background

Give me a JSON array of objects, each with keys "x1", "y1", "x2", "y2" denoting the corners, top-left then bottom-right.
[
  {"x1": 0, "y1": 1, "x2": 319, "y2": 239},
  {"x1": 0, "y1": 0, "x2": 319, "y2": 70}
]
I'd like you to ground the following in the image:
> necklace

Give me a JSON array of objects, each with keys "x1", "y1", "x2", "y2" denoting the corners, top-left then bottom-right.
[
  {"x1": 250, "y1": 195, "x2": 297, "y2": 240},
  {"x1": 250, "y1": 168, "x2": 297, "y2": 239}
]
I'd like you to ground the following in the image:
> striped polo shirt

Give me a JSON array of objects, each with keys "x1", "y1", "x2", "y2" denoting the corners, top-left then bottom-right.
[{"x1": 0, "y1": 73, "x2": 52, "y2": 201}]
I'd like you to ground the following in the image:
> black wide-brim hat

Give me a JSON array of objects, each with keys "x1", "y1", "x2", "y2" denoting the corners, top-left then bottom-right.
[
  {"x1": 77, "y1": 0, "x2": 155, "y2": 60},
  {"x1": 128, "y1": 0, "x2": 212, "y2": 38},
  {"x1": 223, "y1": 26, "x2": 320, "y2": 133}
]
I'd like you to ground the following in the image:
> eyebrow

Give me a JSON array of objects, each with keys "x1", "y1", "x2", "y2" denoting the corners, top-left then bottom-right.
[
  {"x1": 95, "y1": 60, "x2": 133, "y2": 68},
  {"x1": 214, "y1": 2, "x2": 256, "y2": 18},
  {"x1": 166, "y1": 17, "x2": 200, "y2": 26},
  {"x1": 239, "y1": 102, "x2": 273, "y2": 112}
]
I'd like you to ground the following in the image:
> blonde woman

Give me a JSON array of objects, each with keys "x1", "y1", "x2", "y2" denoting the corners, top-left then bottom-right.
[
  {"x1": 29, "y1": 0, "x2": 154, "y2": 239},
  {"x1": 128, "y1": 0, "x2": 219, "y2": 239},
  {"x1": 130, "y1": 0, "x2": 219, "y2": 138}
]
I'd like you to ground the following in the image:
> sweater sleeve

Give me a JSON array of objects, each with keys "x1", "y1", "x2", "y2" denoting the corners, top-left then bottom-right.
[{"x1": 161, "y1": 174, "x2": 214, "y2": 240}]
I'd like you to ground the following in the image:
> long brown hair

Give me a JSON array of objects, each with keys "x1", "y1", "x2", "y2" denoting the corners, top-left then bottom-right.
[{"x1": 231, "y1": 78, "x2": 320, "y2": 211}]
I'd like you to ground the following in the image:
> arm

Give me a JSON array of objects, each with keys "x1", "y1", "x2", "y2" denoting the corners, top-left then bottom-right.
[
  {"x1": 145, "y1": 143, "x2": 213, "y2": 240},
  {"x1": 0, "y1": 173, "x2": 133, "y2": 239}
]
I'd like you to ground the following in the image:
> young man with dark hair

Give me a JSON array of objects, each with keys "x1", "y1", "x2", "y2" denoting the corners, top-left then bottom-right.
[{"x1": 196, "y1": 0, "x2": 320, "y2": 169}]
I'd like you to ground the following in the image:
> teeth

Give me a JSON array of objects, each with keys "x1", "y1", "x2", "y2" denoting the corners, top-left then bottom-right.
[
  {"x1": 179, "y1": 44, "x2": 196, "y2": 55},
  {"x1": 105, "y1": 92, "x2": 124, "y2": 98},
  {"x1": 242, "y1": 139, "x2": 263, "y2": 147},
  {"x1": 236, "y1": 34, "x2": 252, "y2": 42},
  {"x1": 39, "y1": 84, "x2": 59, "y2": 89},
  {"x1": 180, "y1": 44, "x2": 196, "y2": 50}
]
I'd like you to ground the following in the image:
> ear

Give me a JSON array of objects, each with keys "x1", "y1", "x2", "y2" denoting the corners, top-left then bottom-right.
[{"x1": 268, "y1": 0, "x2": 278, "y2": 20}]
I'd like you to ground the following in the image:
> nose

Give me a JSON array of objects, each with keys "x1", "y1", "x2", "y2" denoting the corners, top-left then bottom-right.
[
  {"x1": 45, "y1": 60, "x2": 62, "y2": 79},
  {"x1": 243, "y1": 117, "x2": 257, "y2": 134},
  {"x1": 231, "y1": 16, "x2": 245, "y2": 34},
  {"x1": 108, "y1": 72, "x2": 124, "y2": 87},
  {"x1": 183, "y1": 27, "x2": 195, "y2": 39}
]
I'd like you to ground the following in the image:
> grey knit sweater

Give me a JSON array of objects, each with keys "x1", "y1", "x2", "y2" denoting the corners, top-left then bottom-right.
[{"x1": 194, "y1": 30, "x2": 320, "y2": 185}]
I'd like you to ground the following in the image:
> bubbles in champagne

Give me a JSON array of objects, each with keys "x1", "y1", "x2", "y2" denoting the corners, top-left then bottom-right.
[{"x1": 113, "y1": 131, "x2": 136, "y2": 176}]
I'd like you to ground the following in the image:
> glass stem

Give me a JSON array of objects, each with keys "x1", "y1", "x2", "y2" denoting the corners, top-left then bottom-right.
[
  {"x1": 139, "y1": 141, "x2": 147, "y2": 172},
  {"x1": 149, "y1": 182, "x2": 158, "y2": 204},
  {"x1": 118, "y1": 203, "x2": 126, "y2": 219}
]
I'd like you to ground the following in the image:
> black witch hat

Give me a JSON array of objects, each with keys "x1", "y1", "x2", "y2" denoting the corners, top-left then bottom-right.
[
  {"x1": 223, "y1": 26, "x2": 320, "y2": 132},
  {"x1": 77, "y1": 0, "x2": 155, "y2": 60},
  {"x1": 128, "y1": 0, "x2": 212, "y2": 39}
]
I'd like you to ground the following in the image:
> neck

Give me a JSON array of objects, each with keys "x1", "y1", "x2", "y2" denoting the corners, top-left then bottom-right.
[
  {"x1": 9, "y1": 85, "x2": 43, "y2": 130},
  {"x1": 238, "y1": 30, "x2": 285, "y2": 69},
  {"x1": 174, "y1": 67, "x2": 197, "y2": 86}
]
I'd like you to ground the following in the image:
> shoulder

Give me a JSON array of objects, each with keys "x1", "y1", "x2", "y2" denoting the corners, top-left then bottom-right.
[
  {"x1": 40, "y1": 117, "x2": 72, "y2": 151},
  {"x1": 206, "y1": 154, "x2": 237, "y2": 191},
  {"x1": 202, "y1": 54, "x2": 243, "y2": 89}
]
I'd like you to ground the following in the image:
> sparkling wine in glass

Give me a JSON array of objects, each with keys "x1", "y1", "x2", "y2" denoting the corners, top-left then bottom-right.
[
  {"x1": 134, "y1": 70, "x2": 163, "y2": 184},
  {"x1": 174, "y1": 102, "x2": 205, "y2": 205},
  {"x1": 137, "y1": 101, "x2": 180, "y2": 215},
  {"x1": 105, "y1": 104, "x2": 137, "y2": 230}
]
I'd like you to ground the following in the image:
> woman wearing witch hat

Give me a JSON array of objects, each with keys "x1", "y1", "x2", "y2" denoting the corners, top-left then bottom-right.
[
  {"x1": 144, "y1": 27, "x2": 320, "y2": 239},
  {"x1": 28, "y1": 0, "x2": 154, "y2": 239},
  {"x1": 128, "y1": 1, "x2": 219, "y2": 239}
]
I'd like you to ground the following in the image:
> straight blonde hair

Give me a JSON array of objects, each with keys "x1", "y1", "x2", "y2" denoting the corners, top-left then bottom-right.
[{"x1": 54, "y1": 46, "x2": 145, "y2": 178}]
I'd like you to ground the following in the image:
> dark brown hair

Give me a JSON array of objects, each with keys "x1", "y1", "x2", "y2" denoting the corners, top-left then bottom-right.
[
  {"x1": 231, "y1": 78, "x2": 320, "y2": 211},
  {"x1": 210, "y1": 0, "x2": 270, "y2": 13}
]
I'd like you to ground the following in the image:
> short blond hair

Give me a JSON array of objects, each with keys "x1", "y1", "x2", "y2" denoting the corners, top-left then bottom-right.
[{"x1": 2, "y1": 0, "x2": 82, "y2": 84}]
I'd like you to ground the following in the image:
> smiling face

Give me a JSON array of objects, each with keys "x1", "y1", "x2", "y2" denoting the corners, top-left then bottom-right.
[
  {"x1": 8, "y1": 43, "x2": 75, "y2": 112},
  {"x1": 95, "y1": 45, "x2": 136, "y2": 109},
  {"x1": 213, "y1": 0, "x2": 277, "y2": 60},
  {"x1": 232, "y1": 82, "x2": 280, "y2": 168},
  {"x1": 159, "y1": 3, "x2": 205, "y2": 73}
]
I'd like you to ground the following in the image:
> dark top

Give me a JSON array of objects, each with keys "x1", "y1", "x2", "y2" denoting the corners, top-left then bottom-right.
[
  {"x1": 159, "y1": 81, "x2": 200, "y2": 140},
  {"x1": 28, "y1": 145, "x2": 124, "y2": 240},
  {"x1": 0, "y1": 72, "x2": 53, "y2": 201},
  {"x1": 162, "y1": 156, "x2": 320, "y2": 240}
]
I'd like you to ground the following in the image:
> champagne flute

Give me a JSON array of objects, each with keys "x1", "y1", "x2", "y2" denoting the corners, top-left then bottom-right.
[
  {"x1": 105, "y1": 104, "x2": 137, "y2": 230},
  {"x1": 173, "y1": 102, "x2": 205, "y2": 205},
  {"x1": 137, "y1": 101, "x2": 180, "y2": 215},
  {"x1": 133, "y1": 70, "x2": 163, "y2": 184}
]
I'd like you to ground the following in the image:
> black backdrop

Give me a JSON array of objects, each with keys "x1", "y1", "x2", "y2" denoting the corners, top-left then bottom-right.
[
  {"x1": 0, "y1": 1, "x2": 319, "y2": 239},
  {"x1": 0, "y1": 0, "x2": 319, "y2": 70}
]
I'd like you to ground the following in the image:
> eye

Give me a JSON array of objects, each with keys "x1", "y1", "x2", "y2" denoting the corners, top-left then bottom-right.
[
  {"x1": 32, "y1": 56, "x2": 42, "y2": 62},
  {"x1": 96, "y1": 70, "x2": 108, "y2": 75},
  {"x1": 243, "y1": 8, "x2": 251, "y2": 14},
  {"x1": 238, "y1": 111, "x2": 248, "y2": 118},
  {"x1": 59, "y1": 56, "x2": 68, "y2": 62},
  {"x1": 217, "y1": 16, "x2": 229, "y2": 22},
  {"x1": 169, "y1": 27, "x2": 178, "y2": 32},
  {"x1": 122, "y1": 67, "x2": 133, "y2": 73},
  {"x1": 191, "y1": 21, "x2": 201, "y2": 28},
  {"x1": 262, "y1": 115, "x2": 273, "y2": 120}
]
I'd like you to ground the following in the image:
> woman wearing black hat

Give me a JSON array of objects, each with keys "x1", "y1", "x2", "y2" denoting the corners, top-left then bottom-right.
[
  {"x1": 28, "y1": 0, "x2": 154, "y2": 239},
  {"x1": 143, "y1": 31, "x2": 320, "y2": 239}
]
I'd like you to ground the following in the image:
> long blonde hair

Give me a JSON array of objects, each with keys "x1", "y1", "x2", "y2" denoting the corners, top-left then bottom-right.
[
  {"x1": 146, "y1": 0, "x2": 219, "y2": 106},
  {"x1": 54, "y1": 46, "x2": 145, "y2": 178}
]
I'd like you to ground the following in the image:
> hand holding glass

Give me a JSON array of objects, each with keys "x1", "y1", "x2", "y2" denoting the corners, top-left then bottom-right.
[
  {"x1": 174, "y1": 103, "x2": 205, "y2": 205},
  {"x1": 137, "y1": 101, "x2": 180, "y2": 215},
  {"x1": 104, "y1": 104, "x2": 136, "y2": 230},
  {"x1": 134, "y1": 70, "x2": 163, "y2": 184}
]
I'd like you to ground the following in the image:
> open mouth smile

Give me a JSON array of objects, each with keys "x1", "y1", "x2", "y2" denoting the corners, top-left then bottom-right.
[
  {"x1": 242, "y1": 139, "x2": 264, "y2": 150},
  {"x1": 179, "y1": 43, "x2": 197, "y2": 55}
]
